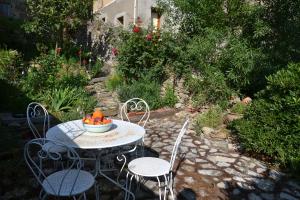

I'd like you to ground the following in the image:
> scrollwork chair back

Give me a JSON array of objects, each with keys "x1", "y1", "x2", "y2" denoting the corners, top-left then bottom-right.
[
  {"x1": 27, "y1": 102, "x2": 50, "y2": 138},
  {"x1": 120, "y1": 98, "x2": 150, "y2": 127}
]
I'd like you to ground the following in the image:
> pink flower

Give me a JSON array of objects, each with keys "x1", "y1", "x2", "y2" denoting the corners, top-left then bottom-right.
[
  {"x1": 112, "y1": 47, "x2": 118, "y2": 56},
  {"x1": 133, "y1": 26, "x2": 140, "y2": 33},
  {"x1": 146, "y1": 34, "x2": 152, "y2": 41}
]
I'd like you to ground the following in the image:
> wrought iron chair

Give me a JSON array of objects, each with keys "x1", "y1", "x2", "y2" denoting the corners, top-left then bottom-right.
[
  {"x1": 27, "y1": 102, "x2": 66, "y2": 153},
  {"x1": 24, "y1": 138, "x2": 99, "y2": 200},
  {"x1": 124, "y1": 119, "x2": 189, "y2": 200},
  {"x1": 120, "y1": 98, "x2": 150, "y2": 156}
]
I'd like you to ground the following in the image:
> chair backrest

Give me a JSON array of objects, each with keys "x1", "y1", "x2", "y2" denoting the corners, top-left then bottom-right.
[
  {"x1": 169, "y1": 119, "x2": 189, "y2": 170},
  {"x1": 24, "y1": 138, "x2": 83, "y2": 196},
  {"x1": 27, "y1": 102, "x2": 50, "y2": 138},
  {"x1": 120, "y1": 98, "x2": 150, "y2": 127}
]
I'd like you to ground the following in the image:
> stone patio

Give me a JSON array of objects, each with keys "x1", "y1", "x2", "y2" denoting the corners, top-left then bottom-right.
[{"x1": 138, "y1": 113, "x2": 300, "y2": 200}]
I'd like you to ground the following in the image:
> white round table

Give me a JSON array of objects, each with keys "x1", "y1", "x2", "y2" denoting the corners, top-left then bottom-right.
[{"x1": 46, "y1": 119, "x2": 145, "y2": 149}]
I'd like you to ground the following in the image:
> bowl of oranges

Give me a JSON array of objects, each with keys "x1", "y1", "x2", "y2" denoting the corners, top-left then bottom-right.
[{"x1": 82, "y1": 109, "x2": 113, "y2": 133}]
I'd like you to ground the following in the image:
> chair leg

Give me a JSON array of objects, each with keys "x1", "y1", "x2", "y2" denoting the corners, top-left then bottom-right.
[
  {"x1": 156, "y1": 176, "x2": 162, "y2": 200},
  {"x1": 94, "y1": 181, "x2": 100, "y2": 200},
  {"x1": 163, "y1": 175, "x2": 168, "y2": 200},
  {"x1": 169, "y1": 173, "x2": 175, "y2": 200}
]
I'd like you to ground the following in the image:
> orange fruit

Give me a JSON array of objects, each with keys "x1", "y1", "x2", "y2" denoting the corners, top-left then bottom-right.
[{"x1": 92, "y1": 109, "x2": 104, "y2": 119}]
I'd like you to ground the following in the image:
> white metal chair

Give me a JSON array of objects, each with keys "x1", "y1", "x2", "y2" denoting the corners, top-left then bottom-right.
[
  {"x1": 125, "y1": 119, "x2": 189, "y2": 200},
  {"x1": 24, "y1": 138, "x2": 99, "y2": 200},
  {"x1": 120, "y1": 98, "x2": 150, "y2": 156},
  {"x1": 27, "y1": 102, "x2": 66, "y2": 153}
]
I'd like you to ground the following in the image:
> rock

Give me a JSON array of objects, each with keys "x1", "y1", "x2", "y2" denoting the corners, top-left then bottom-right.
[
  {"x1": 255, "y1": 179, "x2": 275, "y2": 192},
  {"x1": 242, "y1": 97, "x2": 252, "y2": 104},
  {"x1": 207, "y1": 155, "x2": 236, "y2": 163},
  {"x1": 201, "y1": 127, "x2": 214, "y2": 135},
  {"x1": 217, "y1": 182, "x2": 228, "y2": 189},
  {"x1": 184, "y1": 177, "x2": 195, "y2": 184},
  {"x1": 89, "y1": 76, "x2": 107, "y2": 84},
  {"x1": 200, "y1": 163, "x2": 217, "y2": 169},
  {"x1": 178, "y1": 188, "x2": 197, "y2": 200},
  {"x1": 267, "y1": 170, "x2": 283, "y2": 182},
  {"x1": 248, "y1": 193, "x2": 262, "y2": 200},
  {"x1": 197, "y1": 169, "x2": 223, "y2": 176},
  {"x1": 224, "y1": 113, "x2": 243, "y2": 124},
  {"x1": 216, "y1": 162, "x2": 231, "y2": 167},
  {"x1": 260, "y1": 193, "x2": 274, "y2": 200},
  {"x1": 230, "y1": 96, "x2": 241, "y2": 104},
  {"x1": 280, "y1": 192, "x2": 299, "y2": 200},
  {"x1": 237, "y1": 182, "x2": 255, "y2": 190},
  {"x1": 175, "y1": 103, "x2": 182, "y2": 109},
  {"x1": 232, "y1": 188, "x2": 241, "y2": 195},
  {"x1": 210, "y1": 128, "x2": 229, "y2": 139}
]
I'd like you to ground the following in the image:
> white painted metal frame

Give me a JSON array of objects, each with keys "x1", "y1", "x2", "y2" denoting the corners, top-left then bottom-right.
[
  {"x1": 24, "y1": 138, "x2": 98, "y2": 200},
  {"x1": 120, "y1": 98, "x2": 150, "y2": 157},
  {"x1": 124, "y1": 119, "x2": 189, "y2": 200},
  {"x1": 27, "y1": 102, "x2": 50, "y2": 139},
  {"x1": 120, "y1": 98, "x2": 150, "y2": 128}
]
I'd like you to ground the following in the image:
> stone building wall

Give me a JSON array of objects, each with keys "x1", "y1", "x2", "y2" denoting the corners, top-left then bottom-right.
[{"x1": 0, "y1": 0, "x2": 26, "y2": 19}]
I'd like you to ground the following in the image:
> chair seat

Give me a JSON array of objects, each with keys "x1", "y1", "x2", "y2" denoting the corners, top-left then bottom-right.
[
  {"x1": 128, "y1": 157, "x2": 170, "y2": 177},
  {"x1": 42, "y1": 169, "x2": 95, "y2": 196},
  {"x1": 42, "y1": 142, "x2": 67, "y2": 153}
]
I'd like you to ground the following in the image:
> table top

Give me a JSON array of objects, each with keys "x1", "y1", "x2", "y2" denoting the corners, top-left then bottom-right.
[{"x1": 46, "y1": 119, "x2": 145, "y2": 149}]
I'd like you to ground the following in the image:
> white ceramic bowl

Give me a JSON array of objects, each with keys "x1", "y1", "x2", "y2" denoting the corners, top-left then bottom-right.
[{"x1": 82, "y1": 122, "x2": 113, "y2": 133}]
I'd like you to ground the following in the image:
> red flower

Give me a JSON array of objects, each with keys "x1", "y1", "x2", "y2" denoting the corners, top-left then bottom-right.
[
  {"x1": 146, "y1": 34, "x2": 152, "y2": 41},
  {"x1": 77, "y1": 50, "x2": 82, "y2": 56},
  {"x1": 56, "y1": 47, "x2": 62, "y2": 55},
  {"x1": 133, "y1": 26, "x2": 140, "y2": 33},
  {"x1": 112, "y1": 47, "x2": 118, "y2": 56}
]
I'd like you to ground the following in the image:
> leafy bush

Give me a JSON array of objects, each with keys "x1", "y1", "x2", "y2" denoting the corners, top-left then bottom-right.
[
  {"x1": 230, "y1": 102, "x2": 248, "y2": 114},
  {"x1": 117, "y1": 80, "x2": 162, "y2": 110},
  {"x1": 106, "y1": 73, "x2": 123, "y2": 91},
  {"x1": 0, "y1": 49, "x2": 24, "y2": 84},
  {"x1": 195, "y1": 105, "x2": 223, "y2": 129},
  {"x1": 116, "y1": 27, "x2": 187, "y2": 84},
  {"x1": 23, "y1": 52, "x2": 89, "y2": 96},
  {"x1": 41, "y1": 87, "x2": 96, "y2": 121},
  {"x1": 162, "y1": 84, "x2": 178, "y2": 108},
  {"x1": 231, "y1": 63, "x2": 300, "y2": 170}
]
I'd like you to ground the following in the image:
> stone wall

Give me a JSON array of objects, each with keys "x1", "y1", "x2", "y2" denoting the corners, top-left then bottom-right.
[{"x1": 161, "y1": 76, "x2": 191, "y2": 109}]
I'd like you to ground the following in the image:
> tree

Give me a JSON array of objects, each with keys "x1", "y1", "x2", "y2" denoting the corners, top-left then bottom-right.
[{"x1": 24, "y1": 0, "x2": 92, "y2": 47}]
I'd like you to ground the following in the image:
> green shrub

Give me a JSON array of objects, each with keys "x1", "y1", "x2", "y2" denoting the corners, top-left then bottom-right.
[
  {"x1": 41, "y1": 87, "x2": 96, "y2": 121},
  {"x1": 117, "y1": 80, "x2": 162, "y2": 110},
  {"x1": 91, "y1": 59, "x2": 103, "y2": 78},
  {"x1": 23, "y1": 52, "x2": 89, "y2": 96},
  {"x1": 231, "y1": 63, "x2": 300, "y2": 170},
  {"x1": 162, "y1": 84, "x2": 178, "y2": 108},
  {"x1": 195, "y1": 105, "x2": 223, "y2": 130},
  {"x1": 106, "y1": 73, "x2": 123, "y2": 91},
  {"x1": 230, "y1": 102, "x2": 248, "y2": 114},
  {"x1": 0, "y1": 49, "x2": 24, "y2": 84}
]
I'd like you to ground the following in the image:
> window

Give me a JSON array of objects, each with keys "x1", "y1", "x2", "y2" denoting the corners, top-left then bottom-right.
[
  {"x1": 151, "y1": 8, "x2": 161, "y2": 30},
  {"x1": 0, "y1": 3, "x2": 11, "y2": 17},
  {"x1": 117, "y1": 16, "x2": 124, "y2": 26}
]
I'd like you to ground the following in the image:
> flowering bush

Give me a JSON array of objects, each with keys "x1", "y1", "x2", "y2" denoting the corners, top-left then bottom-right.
[{"x1": 115, "y1": 26, "x2": 186, "y2": 84}]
